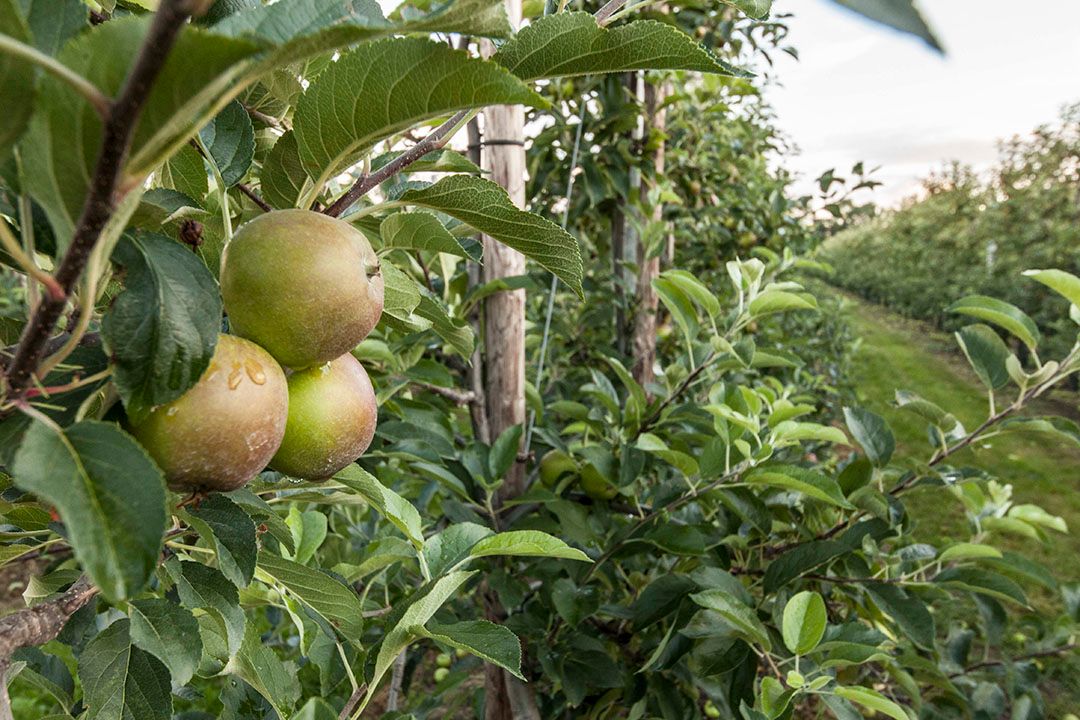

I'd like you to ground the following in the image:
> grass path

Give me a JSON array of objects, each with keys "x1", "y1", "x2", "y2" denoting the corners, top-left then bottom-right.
[{"x1": 840, "y1": 294, "x2": 1080, "y2": 583}]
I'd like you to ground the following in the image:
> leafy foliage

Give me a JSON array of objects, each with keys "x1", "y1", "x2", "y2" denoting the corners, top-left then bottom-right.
[{"x1": 0, "y1": 1, "x2": 1076, "y2": 719}]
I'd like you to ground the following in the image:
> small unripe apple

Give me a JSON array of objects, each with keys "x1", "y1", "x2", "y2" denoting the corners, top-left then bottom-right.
[
  {"x1": 580, "y1": 464, "x2": 617, "y2": 500},
  {"x1": 455, "y1": 648, "x2": 468, "y2": 659},
  {"x1": 128, "y1": 334, "x2": 288, "y2": 492},
  {"x1": 435, "y1": 652, "x2": 451, "y2": 668},
  {"x1": 538, "y1": 450, "x2": 578, "y2": 487},
  {"x1": 221, "y1": 210, "x2": 384, "y2": 369},
  {"x1": 704, "y1": 701, "x2": 720, "y2": 718},
  {"x1": 270, "y1": 353, "x2": 377, "y2": 480},
  {"x1": 433, "y1": 667, "x2": 449, "y2": 683},
  {"x1": 578, "y1": 447, "x2": 618, "y2": 500}
]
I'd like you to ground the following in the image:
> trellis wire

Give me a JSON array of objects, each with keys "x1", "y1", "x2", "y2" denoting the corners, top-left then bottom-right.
[{"x1": 523, "y1": 101, "x2": 588, "y2": 454}]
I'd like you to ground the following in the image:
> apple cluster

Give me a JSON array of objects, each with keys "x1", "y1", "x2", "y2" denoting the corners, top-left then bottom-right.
[{"x1": 128, "y1": 210, "x2": 384, "y2": 492}]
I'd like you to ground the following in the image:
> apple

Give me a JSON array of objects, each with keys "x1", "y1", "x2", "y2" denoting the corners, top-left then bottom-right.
[
  {"x1": 538, "y1": 449, "x2": 578, "y2": 487},
  {"x1": 220, "y1": 210, "x2": 384, "y2": 369},
  {"x1": 128, "y1": 334, "x2": 288, "y2": 492},
  {"x1": 435, "y1": 652, "x2": 451, "y2": 668},
  {"x1": 270, "y1": 353, "x2": 377, "y2": 480},
  {"x1": 433, "y1": 667, "x2": 449, "y2": 683}
]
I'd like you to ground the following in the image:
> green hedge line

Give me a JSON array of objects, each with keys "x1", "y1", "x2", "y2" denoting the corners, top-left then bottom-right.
[{"x1": 823, "y1": 104, "x2": 1080, "y2": 359}]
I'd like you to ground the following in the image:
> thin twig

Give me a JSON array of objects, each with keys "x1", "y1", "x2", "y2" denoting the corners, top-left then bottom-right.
[
  {"x1": 2, "y1": 0, "x2": 196, "y2": 397},
  {"x1": 594, "y1": 0, "x2": 631, "y2": 24},
  {"x1": 339, "y1": 684, "x2": 367, "y2": 720},
  {"x1": 952, "y1": 643, "x2": 1079, "y2": 676},
  {"x1": 243, "y1": 104, "x2": 287, "y2": 131},
  {"x1": 322, "y1": 110, "x2": 471, "y2": 218},
  {"x1": 237, "y1": 182, "x2": 273, "y2": 212},
  {"x1": 410, "y1": 381, "x2": 476, "y2": 405},
  {"x1": 387, "y1": 653, "x2": 406, "y2": 711}
]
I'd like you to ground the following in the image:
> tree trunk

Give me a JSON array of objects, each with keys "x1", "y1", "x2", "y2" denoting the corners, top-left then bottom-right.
[
  {"x1": 479, "y1": 0, "x2": 530, "y2": 714},
  {"x1": 631, "y1": 79, "x2": 668, "y2": 388},
  {"x1": 479, "y1": 19, "x2": 526, "y2": 504}
]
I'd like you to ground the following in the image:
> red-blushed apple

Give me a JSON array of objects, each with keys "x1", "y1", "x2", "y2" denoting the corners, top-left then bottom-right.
[
  {"x1": 128, "y1": 334, "x2": 288, "y2": 492},
  {"x1": 220, "y1": 209, "x2": 384, "y2": 369},
  {"x1": 270, "y1": 353, "x2": 377, "y2": 480}
]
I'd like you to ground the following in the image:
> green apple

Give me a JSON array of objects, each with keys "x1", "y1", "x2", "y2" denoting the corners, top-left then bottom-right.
[
  {"x1": 580, "y1": 463, "x2": 618, "y2": 500},
  {"x1": 270, "y1": 353, "x2": 377, "y2": 480},
  {"x1": 221, "y1": 209, "x2": 384, "y2": 369},
  {"x1": 578, "y1": 446, "x2": 618, "y2": 500},
  {"x1": 128, "y1": 334, "x2": 288, "y2": 492},
  {"x1": 435, "y1": 652, "x2": 451, "y2": 668},
  {"x1": 433, "y1": 667, "x2": 449, "y2": 683},
  {"x1": 704, "y1": 701, "x2": 720, "y2": 719},
  {"x1": 538, "y1": 449, "x2": 578, "y2": 487}
]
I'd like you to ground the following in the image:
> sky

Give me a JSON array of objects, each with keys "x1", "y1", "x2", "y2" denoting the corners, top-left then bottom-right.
[{"x1": 765, "y1": 0, "x2": 1080, "y2": 206}]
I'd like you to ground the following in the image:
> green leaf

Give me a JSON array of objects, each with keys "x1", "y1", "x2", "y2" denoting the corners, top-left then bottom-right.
[
  {"x1": 20, "y1": 18, "x2": 262, "y2": 244},
  {"x1": 720, "y1": 0, "x2": 772, "y2": 18},
  {"x1": 864, "y1": 582, "x2": 934, "y2": 650},
  {"x1": 295, "y1": 698, "x2": 338, "y2": 720},
  {"x1": 843, "y1": 406, "x2": 894, "y2": 466},
  {"x1": 381, "y1": 212, "x2": 469, "y2": 257},
  {"x1": 748, "y1": 290, "x2": 817, "y2": 318},
  {"x1": 381, "y1": 260, "x2": 423, "y2": 318},
  {"x1": 746, "y1": 466, "x2": 854, "y2": 509},
  {"x1": 216, "y1": 0, "x2": 511, "y2": 45},
  {"x1": 261, "y1": 131, "x2": 309, "y2": 209},
  {"x1": 492, "y1": 13, "x2": 746, "y2": 82},
  {"x1": 834, "y1": 686, "x2": 911, "y2": 720},
  {"x1": 212, "y1": 0, "x2": 389, "y2": 43},
  {"x1": 294, "y1": 37, "x2": 543, "y2": 192},
  {"x1": 167, "y1": 559, "x2": 246, "y2": 656},
  {"x1": 334, "y1": 465, "x2": 425, "y2": 549},
  {"x1": 12, "y1": 420, "x2": 166, "y2": 602},
  {"x1": 256, "y1": 551, "x2": 366, "y2": 640},
  {"x1": 286, "y1": 506, "x2": 328, "y2": 565},
  {"x1": 948, "y1": 295, "x2": 1040, "y2": 350},
  {"x1": 226, "y1": 622, "x2": 300, "y2": 718},
  {"x1": 161, "y1": 143, "x2": 210, "y2": 201},
  {"x1": 422, "y1": 522, "x2": 494, "y2": 577},
  {"x1": 894, "y1": 390, "x2": 958, "y2": 431},
  {"x1": 659, "y1": 269, "x2": 721, "y2": 319},
  {"x1": 416, "y1": 620, "x2": 523, "y2": 679},
  {"x1": 185, "y1": 493, "x2": 257, "y2": 588},
  {"x1": 414, "y1": 293, "x2": 475, "y2": 358},
  {"x1": 997, "y1": 416, "x2": 1080, "y2": 448},
  {"x1": 938, "y1": 543, "x2": 1002, "y2": 563},
  {"x1": 1024, "y1": 268, "x2": 1080, "y2": 308},
  {"x1": 782, "y1": 591, "x2": 827, "y2": 655},
  {"x1": 198, "y1": 100, "x2": 255, "y2": 186},
  {"x1": 368, "y1": 571, "x2": 475, "y2": 700},
  {"x1": 934, "y1": 567, "x2": 1028, "y2": 606},
  {"x1": 689, "y1": 590, "x2": 771, "y2": 650},
  {"x1": 22, "y1": 0, "x2": 87, "y2": 56},
  {"x1": 101, "y1": 233, "x2": 222, "y2": 421},
  {"x1": 489, "y1": 424, "x2": 523, "y2": 480},
  {"x1": 79, "y1": 620, "x2": 172, "y2": 720},
  {"x1": 0, "y1": 0, "x2": 36, "y2": 148},
  {"x1": 770, "y1": 420, "x2": 849, "y2": 446},
  {"x1": 469, "y1": 530, "x2": 591, "y2": 562},
  {"x1": 955, "y1": 324, "x2": 1012, "y2": 390},
  {"x1": 398, "y1": 175, "x2": 584, "y2": 297},
  {"x1": 654, "y1": 275, "x2": 699, "y2": 348},
  {"x1": 829, "y1": 0, "x2": 941, "y2": 52},
  {"x1": 128, "y1": 598, "x2": 202, "y2": 686}
]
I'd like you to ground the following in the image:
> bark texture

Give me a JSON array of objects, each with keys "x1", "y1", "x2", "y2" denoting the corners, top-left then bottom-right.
[{"x1": 631, "y1": 80, "x2": 669, "y2": 388}]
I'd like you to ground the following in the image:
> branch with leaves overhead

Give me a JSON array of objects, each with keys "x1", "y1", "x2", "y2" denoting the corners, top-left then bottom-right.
[{"x1": 2, "y1": 0, "x2": 197, "y2": 398}]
